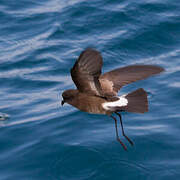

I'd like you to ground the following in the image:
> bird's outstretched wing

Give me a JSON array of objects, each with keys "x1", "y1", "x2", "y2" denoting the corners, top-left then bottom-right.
[
  {"x1": 71, "y1": 48, "x2": 103, "y2": 96},
  {"x1": 99, "y1": 65, "x2": 164, "y2": 96}
]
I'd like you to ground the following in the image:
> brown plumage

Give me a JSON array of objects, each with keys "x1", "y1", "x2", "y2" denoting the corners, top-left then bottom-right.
[{"x1": 62, "y1": 48, "x2": 164, "y2": 150}]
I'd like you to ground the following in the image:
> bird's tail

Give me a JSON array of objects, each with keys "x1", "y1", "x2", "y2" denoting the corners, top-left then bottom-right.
[{"x1": 124, "y1": 88, "x2": 148, "y2": 113}]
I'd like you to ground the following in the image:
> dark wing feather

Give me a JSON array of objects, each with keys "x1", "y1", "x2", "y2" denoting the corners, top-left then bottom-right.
[
  {"x1": 99, "y1": 65, "x2": 164, "y2": 96},
  {"x1": 71, "y1": 48, "x2": 103, "y2": 96}
]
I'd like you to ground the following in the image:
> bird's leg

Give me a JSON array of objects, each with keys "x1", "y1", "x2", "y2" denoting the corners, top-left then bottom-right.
[
  {"x1": 110, "y1": 115, "x2": 127, "y2": 151},
  {"x1": 115, "y1": 112, "x2": 134, "y2": 146}
]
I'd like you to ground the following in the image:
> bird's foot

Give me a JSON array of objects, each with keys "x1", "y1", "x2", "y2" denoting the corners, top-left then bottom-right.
[{"x1": 117, "y1": 138, "x2": 128, "y2": 151}]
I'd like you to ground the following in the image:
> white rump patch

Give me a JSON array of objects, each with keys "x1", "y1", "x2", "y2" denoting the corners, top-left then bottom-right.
[{"x1": 102, "y1": 95, "x2": 128, "y2": 111}]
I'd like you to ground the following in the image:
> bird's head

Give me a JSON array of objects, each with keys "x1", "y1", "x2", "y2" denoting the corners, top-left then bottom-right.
[{"x1": 61, "y1": 89, "x2": 78, "y2": 106}]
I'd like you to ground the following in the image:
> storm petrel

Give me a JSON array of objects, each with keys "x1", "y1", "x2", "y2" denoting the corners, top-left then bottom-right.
[{"x1": 61, "y1": 48, "x2": 164, "y2": 150}]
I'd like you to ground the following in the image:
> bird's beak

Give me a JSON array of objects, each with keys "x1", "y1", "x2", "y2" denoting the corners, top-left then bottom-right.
[{"x1": 61, "y1": 100, "x2": 65, "y2": 106}]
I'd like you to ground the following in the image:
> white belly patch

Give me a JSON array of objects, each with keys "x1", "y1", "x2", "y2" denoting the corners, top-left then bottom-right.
[{"x1": 102, "y1": 95, "x2": 128, "y2": 111}]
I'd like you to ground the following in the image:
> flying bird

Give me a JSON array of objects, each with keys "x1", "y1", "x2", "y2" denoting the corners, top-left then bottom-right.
[{"x1": 61, "y1": 48, "x2": 164, "y2": 150}]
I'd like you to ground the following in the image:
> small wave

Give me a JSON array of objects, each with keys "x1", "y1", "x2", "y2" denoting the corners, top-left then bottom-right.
[{"x1": 0, "y1": 113, "x2": 10, "y2": 121}]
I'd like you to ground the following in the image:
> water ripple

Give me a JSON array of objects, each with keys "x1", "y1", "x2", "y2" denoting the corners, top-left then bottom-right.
[{"x1": 0, "y1": 0, "x2": 180, "y2": 179}]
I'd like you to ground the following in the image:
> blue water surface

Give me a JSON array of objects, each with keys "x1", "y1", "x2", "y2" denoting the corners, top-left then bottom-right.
[{"x1": 0, "y1": 0, "x2": 180, "y2": 179}]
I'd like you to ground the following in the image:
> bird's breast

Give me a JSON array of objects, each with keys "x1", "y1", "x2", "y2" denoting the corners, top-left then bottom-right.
[{"x1": 70, "y1": 94, "x2": 109, "y2": 115}]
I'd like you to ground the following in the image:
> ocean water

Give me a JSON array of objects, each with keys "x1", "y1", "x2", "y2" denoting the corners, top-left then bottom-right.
[{"x1": 0, "y1": 0, "x2": 180, "y2": 179}]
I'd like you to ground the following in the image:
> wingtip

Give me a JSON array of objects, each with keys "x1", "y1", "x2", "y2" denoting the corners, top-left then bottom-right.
[
  {"x1": 155, "y1": 65, "x2": 165, "y2": 73},
  {"x1": 160, "y1": 66, "x2": 165, "y2": 73}
]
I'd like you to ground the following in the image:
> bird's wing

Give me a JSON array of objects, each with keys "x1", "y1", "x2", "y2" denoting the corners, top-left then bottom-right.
[
  {"x1": 99, "y1": 65, "x2": 164, "y2": 96},
  {"x1": 71, "y1": 48, "x2": 103, "y2": 96}
]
